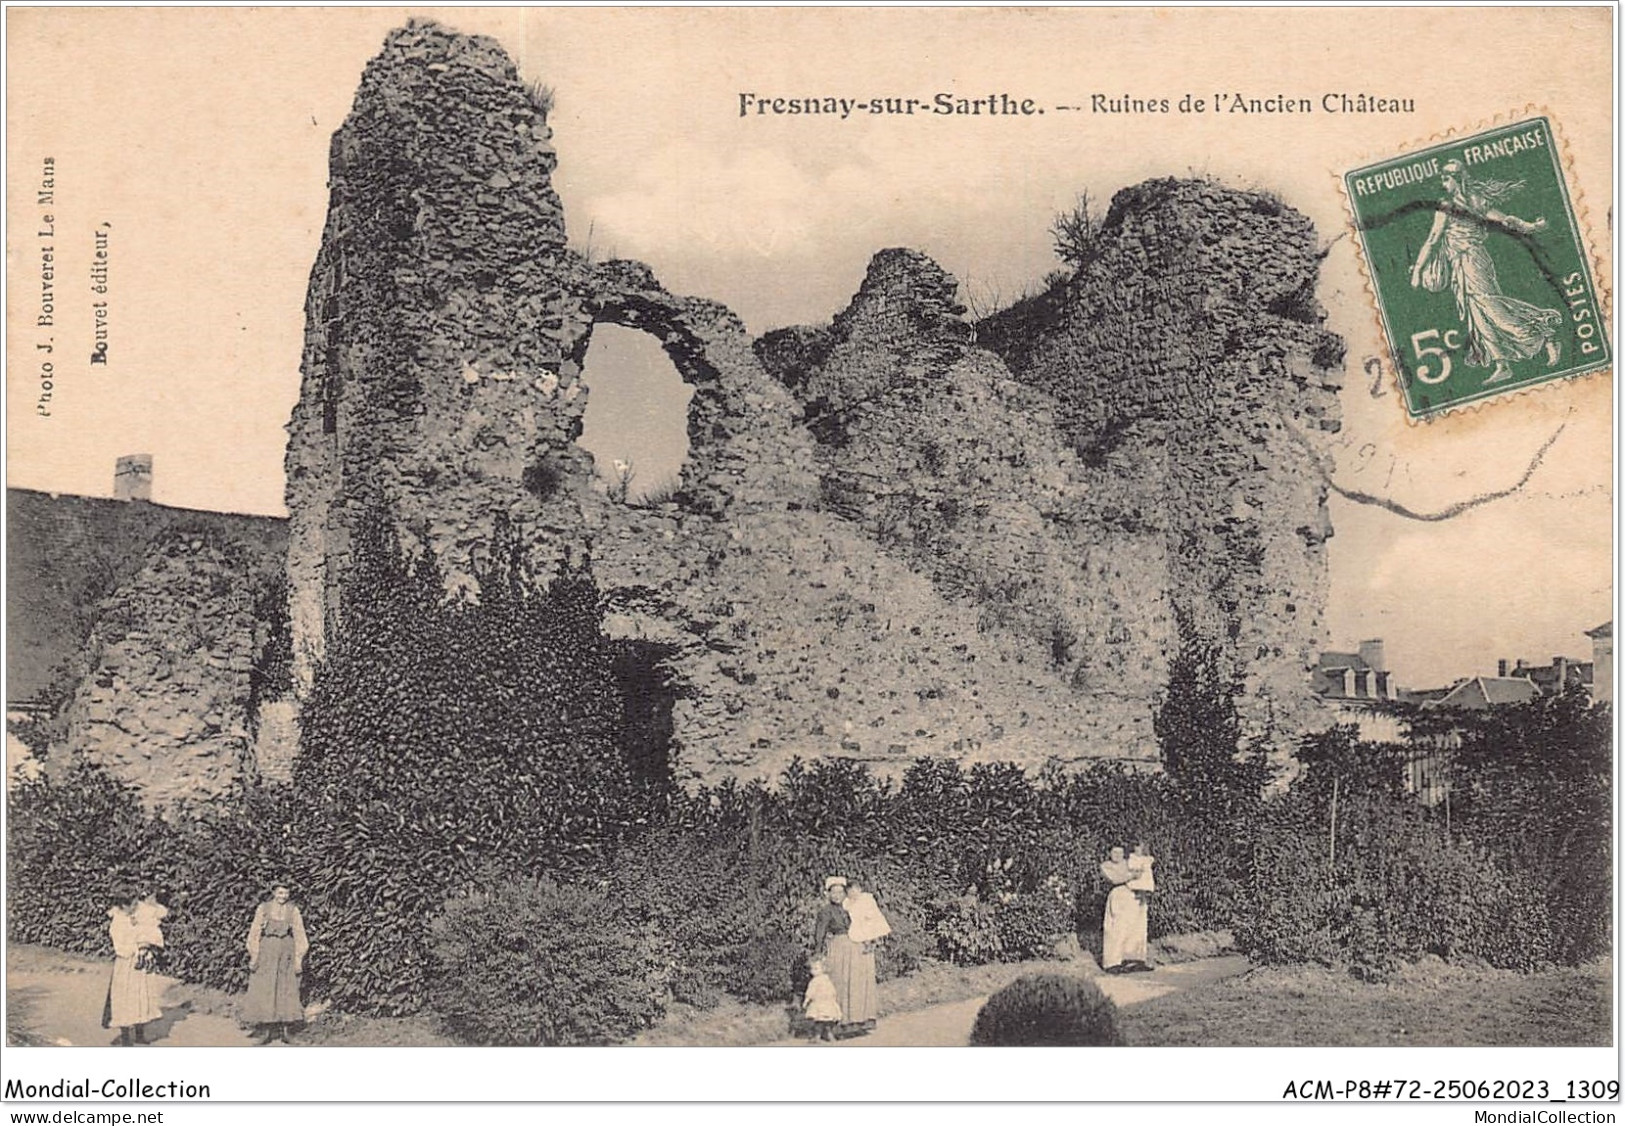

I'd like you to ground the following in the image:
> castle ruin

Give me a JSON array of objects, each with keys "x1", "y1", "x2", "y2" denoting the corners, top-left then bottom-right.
[
  {"x1": 10, "y1": 21, "x2": 1345, "y2": 803},
  {"x1": 284, "y1": 22, "x2": 1343, "y2": 785}
]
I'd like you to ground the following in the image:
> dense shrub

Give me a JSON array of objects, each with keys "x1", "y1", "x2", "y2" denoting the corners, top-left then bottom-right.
[
  {"x1": 6, "y1": 763, "x2": 169, "y2": 955},
  {"x1": 1237, "y1": 790, "x2": 1564, "y2": 978},
  {"x1": 1153, "y1": 612, "x2": 1271, "y2": 816},
  {"x1": 297, "y1": 517, "x2": 643, "y2": 872},
  {"x1": 994, "y1": 891, "x2": 1076, "y2": 960},
  {"x1": 159, "y1": 785, "x2": 313, "y2": 994},
  {"x1": 593, "y1": 821, "x2": 938, "y2": 1005},
  {"x1": 926, "y1": 889, "x2": 1072, "y2": 965},
  {"x1": 599, "y1": 829, "x2": 830, "y2": 1006},
  {"x1": 929, "y1": 894, "x2": 1005, "y2": 964},
  {"x1": 6, "y1": 765, "x2": 314, "y2": 996},
  {"x1": 293, "y1": 513, "x2": 651, "y2": 1013},
  {"x1": 426, "y1": 878, "x2": 670, "y2": 1045},
  {"x1": 13, "y1": 590, "x2": 1608, "y2": 1039},
  {"x1": 726, "y1": 934, "x2": 806, "y2": 1005},
  {"x1": 1444, "y1": 692, "x2": 1612, "y2": 966},
  {"x1": 970, "y1": 972, "x2": 1124, "y2": 1046},
  {"x1": 860, "y1": 872, "x2": 933, "y2": 982}
]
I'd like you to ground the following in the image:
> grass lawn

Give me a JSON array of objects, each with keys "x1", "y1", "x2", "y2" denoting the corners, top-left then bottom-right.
[{"x1": 1119, "y1": 957, "x2": 1612, "y2": 1047}]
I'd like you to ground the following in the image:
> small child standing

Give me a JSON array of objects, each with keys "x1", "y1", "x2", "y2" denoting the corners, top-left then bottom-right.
[{"x1": 802, "y1": 957, "x2": 841, "y2": 1042}]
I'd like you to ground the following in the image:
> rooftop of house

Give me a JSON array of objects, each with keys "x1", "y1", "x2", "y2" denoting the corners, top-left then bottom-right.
[
  {"x1": 1510, "y1": 658, "x2": 1594, "y2": 696},
  {"x1": 1424, "y1": 675, "x2": 1541, "y2": 710},
  {"x1": 1397, "y1": 685, "x2": 1456, "y2": 707}
]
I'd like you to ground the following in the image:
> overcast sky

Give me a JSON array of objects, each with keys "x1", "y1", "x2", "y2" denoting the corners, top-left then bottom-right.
[{"x1": 6, "y1": 7, "x2": 1613, "y2": 688}]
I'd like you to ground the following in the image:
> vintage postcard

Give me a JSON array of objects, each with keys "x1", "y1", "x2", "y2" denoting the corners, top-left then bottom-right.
[{"x1": 3, "y1": 5, "x2": 1615, "y2": 1118}]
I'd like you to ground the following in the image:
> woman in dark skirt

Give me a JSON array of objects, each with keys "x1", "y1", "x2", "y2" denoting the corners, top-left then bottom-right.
[{"x1": 242, "y1": 883, "x2": 309, "y2": 1044}]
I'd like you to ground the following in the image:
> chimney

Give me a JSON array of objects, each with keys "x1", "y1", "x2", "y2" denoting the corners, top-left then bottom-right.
[
  {"x1": 1555, "y1": 656, "x2": 1569, "y2": 691},
  {"x1": 1357, "y1": 639, "x2": 1386, "y2": 673},
  {"x1": 113, "y1": 454, "x2": 153, "y2": 502},
  {"x1": 1497, "y1": 659, "x2": 1508, "y2": 678}
]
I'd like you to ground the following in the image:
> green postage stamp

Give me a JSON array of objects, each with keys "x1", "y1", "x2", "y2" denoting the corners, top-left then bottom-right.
[{"x1": 1345, "y1": 116, "x2": 1610, "y2": 418}]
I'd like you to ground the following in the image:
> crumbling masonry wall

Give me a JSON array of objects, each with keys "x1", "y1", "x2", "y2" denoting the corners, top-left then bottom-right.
[
  {"x1": 57, "y1": 530, "x2": 272, "y2": 806},
  {"x1": 285, "y1": 23, "x2": 1344, "y2": 785},
  {"x1": 7, "y1": 490, "x2": 289, "y2": 804},
  {"x1": 979, "y1": 180, "x2": 1344, "y2": 755}
]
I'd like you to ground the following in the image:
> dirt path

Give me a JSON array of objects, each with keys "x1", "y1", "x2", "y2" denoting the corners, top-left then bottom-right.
[
  {"x1": 9, "y1": 948, "x2": 255, "y2": 1048},
  {"x1": 10, "y1": 945, "x2": 1250, "y2": 1049},
  {"x1": 773, "y1": 955, "x2": 1252, "y2": 1047}
]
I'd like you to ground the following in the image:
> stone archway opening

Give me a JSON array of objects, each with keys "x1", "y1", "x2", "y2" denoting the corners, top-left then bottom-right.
[
  {"x1": 610, "y1": 638, "x2": 681, "y2": 791},
  {"x1": 574, "y1": 323, "x2": 694, "y2": 504}
]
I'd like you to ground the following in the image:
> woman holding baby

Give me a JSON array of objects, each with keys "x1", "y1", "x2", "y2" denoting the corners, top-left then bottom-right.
[{"x1": 809, "y1": 875, "x2": 891, "y2": 1037}]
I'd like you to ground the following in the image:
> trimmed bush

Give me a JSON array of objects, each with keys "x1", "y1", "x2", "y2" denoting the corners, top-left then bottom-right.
[
  {"x1": 970, "y1": 972, "x2": 1124, "y2": 1046},
  {"x1": 426, "y1": 877, "x2": 671, "y2": 1045}
]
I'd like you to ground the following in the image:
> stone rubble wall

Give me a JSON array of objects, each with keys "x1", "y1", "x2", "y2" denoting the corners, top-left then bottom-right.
[
  {"x1": 6, "y1": 490, "x2": 286, "y2": 706},
  {"x1": 57, "y1": 532, "x2": 265, "y2": 807},
  {"x1": 980, "y1": 179, "x2": 1344, "y2": 761},
  {"x1": 7, "y1": 491, "x2": 288, "y2": 805},
  {"x1": 281, "y1": 24, "x2": 1343, "y2": 786}
]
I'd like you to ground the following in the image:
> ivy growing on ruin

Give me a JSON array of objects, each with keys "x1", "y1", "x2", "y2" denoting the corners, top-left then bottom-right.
[
  {"x1": 293, "y1": 504, "x2": 646, "y2": 1011},
  {"x1": 1153, "y1": 611, "x2": 1270, "y2": 814}
]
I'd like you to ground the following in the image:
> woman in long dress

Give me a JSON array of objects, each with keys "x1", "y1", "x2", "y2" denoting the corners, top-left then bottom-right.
[
  {"x1": 1100, "y1": 847, "x2": 1148, "y2": 973},
  {"x1": 1410, "y1": 159, "x2": 1562, "y2": 385},
  {"x1": 842, "y1": 880, "x2": 889, "y2": 1031},
  {"x1": 103, "y1": 890, "x2": 164, "y2": 1045},
  {"x1": 242, "y1": 883, "x2": 309, "y2": 1044},
  {"x1": 811, "y1": 876, "x2": 871, "y2": 1038}
]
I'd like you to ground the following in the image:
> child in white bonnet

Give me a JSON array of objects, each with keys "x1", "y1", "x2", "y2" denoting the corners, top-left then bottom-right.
[
  {"x1": 845, "y1": 882, "x2": 891, "y2": 944},
  {"x1": 802, "y1": 956, "x2": 841, "y2": 1041}
]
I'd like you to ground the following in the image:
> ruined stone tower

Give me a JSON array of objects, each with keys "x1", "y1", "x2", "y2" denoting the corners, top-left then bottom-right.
[
  {"x1": 285, "y1": 22, "x2": 1343, "y2": 784},
  {"x1": 285, "y1": 23, "x2": 593, "y2": 694},
  {"x1": 285, "y1": 22, "x2": 818, "y2": 699}
]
